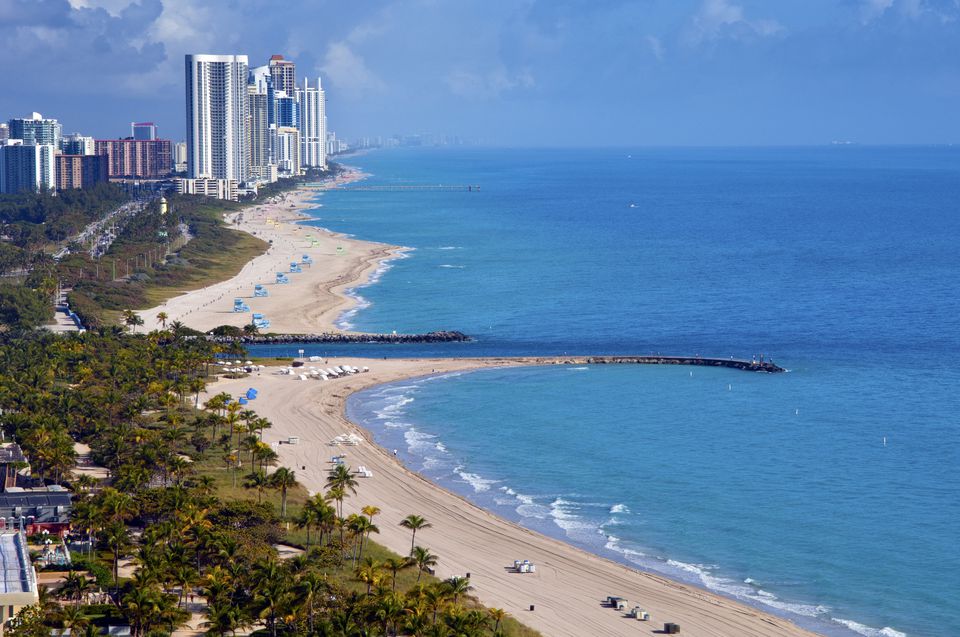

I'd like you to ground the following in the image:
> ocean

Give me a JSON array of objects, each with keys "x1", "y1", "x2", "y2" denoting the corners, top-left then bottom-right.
[{"x1": 250, "y1": 147, "x2": 960, "y2": 637}]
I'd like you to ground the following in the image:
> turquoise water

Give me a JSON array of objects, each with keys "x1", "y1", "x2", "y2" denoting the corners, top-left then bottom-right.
[{"x1": 256, "y1": 148, "x2": 960, "y2": 637}]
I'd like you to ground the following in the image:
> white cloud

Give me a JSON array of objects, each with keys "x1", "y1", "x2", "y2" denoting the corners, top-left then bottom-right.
[
  {"x1": 646, "y1": 35, "x2": 665, "y2": 60},
  {"x1": 67, "y1": 0, "x2": 136, "y2": 15},
  {"x1": 445, "y1": 68, "x2": 535, "y2": 99},
  {"x1": 320, "y1": 42, "x2": 386, "y2": 97},
  {"x1": 686, "y1": 0, "x2": 784, "y2": 45},
  {"x1": 859, "y1": 0, "x2": 960, "y2": 23}
]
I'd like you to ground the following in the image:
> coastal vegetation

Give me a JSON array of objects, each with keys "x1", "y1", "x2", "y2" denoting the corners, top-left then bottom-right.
[
  {"x1": 0, "y1": 184, "x2": 129, "y2": 252},
  {"x1": 0, "y1": 329, "x2": 536, "y2": 636}
]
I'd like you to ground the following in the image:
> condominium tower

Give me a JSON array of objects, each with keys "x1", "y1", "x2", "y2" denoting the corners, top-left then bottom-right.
[
  {"x1": 184, "y1": 54, "x2": 249, "y2": 181},
  {"x1": 268, "y1": 55, "x2": 296, "y2": 94},
  {"x1": 297, "y1": 77, "x2": 326, "y2": 169}
]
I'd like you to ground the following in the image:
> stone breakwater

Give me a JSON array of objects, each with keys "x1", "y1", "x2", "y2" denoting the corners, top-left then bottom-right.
[
  {"x1": 578, "y1": 355, "x2": 785, "y2": 373},
  {"x1": 208, "y1": 330, "x2": 471, "y2": 345}
]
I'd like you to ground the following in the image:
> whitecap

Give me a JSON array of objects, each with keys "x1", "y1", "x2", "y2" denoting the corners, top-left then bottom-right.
[
  {"x1": 437, "y1": 246, "x2": 462, "y2": 250},
  {"x1": 662, "y1": 560, "x2": 830, "y2": 618},
  {"x1": 438, "y1": 264, "x2": 465, "y2": 269},
  {"x1": 832, "y1": 619, "x2": 907, "y2": 637},
  {"x1": 455, "y1": 469, "x2": 500, "y2": 493},
  {"x1": 610, "y1": 503, "x2": 630, "y2": 514}
]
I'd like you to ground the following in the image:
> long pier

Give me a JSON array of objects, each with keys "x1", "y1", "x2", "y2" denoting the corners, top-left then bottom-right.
[
  {"x1": 578, "y1": 355, "x2": 784, "y2": 373},
  {"x1": 310, "y1": 184, "x2": 481, "y2": 192},
  {"x1": 220, "y1": 332, "x2": 784, "y2": 373},
  {"x1": 208, "y1": 331, "x2": 471, "y2": 345}
]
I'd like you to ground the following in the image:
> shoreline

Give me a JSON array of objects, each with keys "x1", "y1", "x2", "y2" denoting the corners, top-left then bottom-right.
[
  {"x1": 137, "y1": 167, "x2": 406, "y2": 334},
  {"x1": 145, "y1": 162, "x2": 819, "y2": 635},
  {"x1": 209, "y1": 361, "x2": 822, "y2": 637}
]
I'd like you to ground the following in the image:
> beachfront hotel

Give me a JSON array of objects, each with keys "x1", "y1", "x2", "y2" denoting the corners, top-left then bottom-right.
[
  {"x1": 297, "y1": 77, "x2": 327, "y2": 170},
  {"x1": 184, "y1": 53, "x2": 250, "y2": 182}
]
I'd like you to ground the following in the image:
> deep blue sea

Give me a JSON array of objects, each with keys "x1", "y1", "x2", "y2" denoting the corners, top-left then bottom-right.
[{"x1": 251, "y1": 147, "x2": 960, "y2": 637}]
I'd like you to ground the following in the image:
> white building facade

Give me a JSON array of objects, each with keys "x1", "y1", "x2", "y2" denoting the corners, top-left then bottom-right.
[
  {"x1": 0, "y1": 140, "x2": 56, "y2": 194},
  {"x1": 296, "y1": 77, "x2": 326, "y2": 170},
  {"x1": 185, "y1": 54, "x2": 249, "y2": 182}
]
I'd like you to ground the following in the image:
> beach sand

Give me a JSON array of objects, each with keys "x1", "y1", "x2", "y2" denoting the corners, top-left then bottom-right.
[
  {"x1": 210, "y1": 363, "x2": 821, "y2": 637},
  {"x1": 137, "y1": 174, "x2": 402, "y2": 334},
  {"x1": 156, "y1": 173, "x2": 822, "y2": 636}
]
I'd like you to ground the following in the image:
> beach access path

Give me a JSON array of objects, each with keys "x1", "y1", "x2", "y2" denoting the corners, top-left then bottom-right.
[
  {"x1": 137, "y1": 173, "x2": 403, "y2": 334},
  {"x1": 211, "y1": 361, "x2": 821, "y2": 637}
]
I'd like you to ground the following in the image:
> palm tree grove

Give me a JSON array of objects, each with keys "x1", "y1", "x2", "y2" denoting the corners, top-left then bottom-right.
[{"x1": 0, "y1": 329, "x2": 535, "y2": 637}]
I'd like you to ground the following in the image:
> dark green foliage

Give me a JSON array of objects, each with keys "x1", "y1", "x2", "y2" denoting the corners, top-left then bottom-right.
[
  {"x1": 0, "y1": 283, "x2": 53, "y2": 330},
  {"x1": 0, "y1": 183, "x2": 129, "y2": 249}
]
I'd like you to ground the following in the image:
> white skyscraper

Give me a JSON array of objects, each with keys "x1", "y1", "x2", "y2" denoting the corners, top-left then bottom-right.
[
  {"x1": 0, "y1": 140, "x2": 56, "y2": 194},
  {"x1": 297, "y1": 77, "x2": 326, "y2": 170},
  {"x1": 185, "y1": 54, "x2": 250, "y2": 182}
]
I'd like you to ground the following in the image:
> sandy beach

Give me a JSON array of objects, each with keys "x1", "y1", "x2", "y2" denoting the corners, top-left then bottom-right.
[
  {"x1": 149, "y1": 173, "x2": 824, "y2": 636},
  {"x1": 209, "y1": 362, "x2": 821, "y2": 637},
  {"x1": 137, "y1": 171, "x2": 404, "y2": 334}
]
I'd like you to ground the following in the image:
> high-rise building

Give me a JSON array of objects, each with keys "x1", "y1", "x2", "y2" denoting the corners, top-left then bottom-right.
[
  {"x1": 0, "y1": 124, "x2": 8, "y2": 143},
  {"x1": 247, "y1": 85, "x2": 272, "y2": 179},
  {"x1": 274, "y1": 91, "x2": 298, "y2": 128},
  {"x1": 0, "y1": 140, "x2": 56, "y2": 194},
  {"x1": 268, "y1": 55, "x2": 296, "y2": 95},
  {"x1": 174, "y1": 141, "x2": 188, "y2": 171},
  {"x1": 61, "y1": 133, "x2": 96, "y2": 156},
  {"x1": 297, "y1": 77, "x2": 326, "y2": 169},
  {"x1": 175, "y1": 177, "x2": 238, "y2": 201},
  {"x1": 276, "y1": 126, "x2": 301, "y2": 176},
  {"x1": 131, "y1": 122, "x2": 158, "y2": 141},
  {"x1": 56, "y1": 154, "x2": 109, "y2": 190},
  {"x1": 95, "y1": 139, "x2": 173, "y2": 179},
  {"x1": 8, "y1": 113, "x2": 62, "y2": 148},
  {"x1": 185, "y1": 54, "x2": 249, "y2": 182}
]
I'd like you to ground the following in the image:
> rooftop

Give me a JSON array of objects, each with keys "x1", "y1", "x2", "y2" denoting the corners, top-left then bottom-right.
[
  {"x1": 0, "y1": 443, "x2": 26, "y2": 465},
  {"x1": 0, "y1": 532, "x2": 36, "y2": 596}
]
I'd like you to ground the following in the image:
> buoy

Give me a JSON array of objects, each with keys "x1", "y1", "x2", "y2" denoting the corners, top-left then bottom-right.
[{"x1": 883, "y1": 436, "x2": 887, "y2": 447}]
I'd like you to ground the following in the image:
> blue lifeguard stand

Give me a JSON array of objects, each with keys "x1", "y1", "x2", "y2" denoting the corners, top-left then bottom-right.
[
  {"x1": 233, "y1": 298, "x2": 250, "y2": 312},
  {"x1": 252, "y1": 313, "x2": 271, "y2": 329},
  {"x1": 289, "y1": 262, "x2": 302, "y2": 273},
  {"x1": 253, "y1": 284, "x2": 268, "y2": 297},
  {"x1": 276, "y1": 272, "x2": 290, "y2": 284},
  {"x1": 301, "y1": 254, "x2": 313, "y2": 266}
]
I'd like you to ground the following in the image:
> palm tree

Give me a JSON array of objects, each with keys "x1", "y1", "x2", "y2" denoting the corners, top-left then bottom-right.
[
  {"x1": 412, "y1": 546, "x2": 438, "y2": 584},
  {"x1": 269, "y1": 467, "x2": 298, "y2": 518},
  {"x1": 59, "y1": 570, "x2": 92, "y2": 606},
  {"x1": 242, "y1": 469, "x2": 270, "y2": 504},
  {"x1": 56, "y1": 604, "x2": 90, "y2": 633},
  {"x1": 381, "y1": 556, "x2": 412, "y2": 591},
  {"x1": 104, "y1": 520, "x2": 131, "y2": 592},
  {"x1": 122, "y1": 309, "x2": 144, "y2": 333},
  {"x1": 444, "y1": 576, "x2": 473, "y2": 604},
  {"x1": 488, "y1": 607, "x2": 506, "y2": 635},
  {"x1": 296, "y1": 570, "x2": 327, "y2": 634},
  {"x1": 156, "y1": 311, "x2": 169, "y2": 329},
  {"x1": 400, "y1": 514, "x2": 432, "y2": 555},
  {"x1": 326, "y1": 464, "x2": 358, "y2": 512},
  {"x1": 361, "y1": 504, "x2": 381, "y2": 522},
  {"x1": 355, "y1": 557, "x2": 382, "y2": 595},
  {"x1": 295, "y1": 505, "x2": 318, "y2": 544}
]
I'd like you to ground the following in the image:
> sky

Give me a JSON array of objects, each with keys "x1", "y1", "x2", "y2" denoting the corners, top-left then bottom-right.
[{"x1": 1, "y1": 0, "x2": 959, "y2": 146}]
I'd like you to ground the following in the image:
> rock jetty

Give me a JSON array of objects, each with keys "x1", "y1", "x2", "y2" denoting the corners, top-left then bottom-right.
[
  {"x1": 581, "y1": 355, "x2": 784, "y2": 373},
  {"x1": 208, "y1": 330, "x2": 471, "y2": 345}
]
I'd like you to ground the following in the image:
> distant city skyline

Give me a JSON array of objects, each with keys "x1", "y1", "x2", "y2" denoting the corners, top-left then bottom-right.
[{"x1": 1, "y1": 1, "x2": 959, "y2": 146}]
